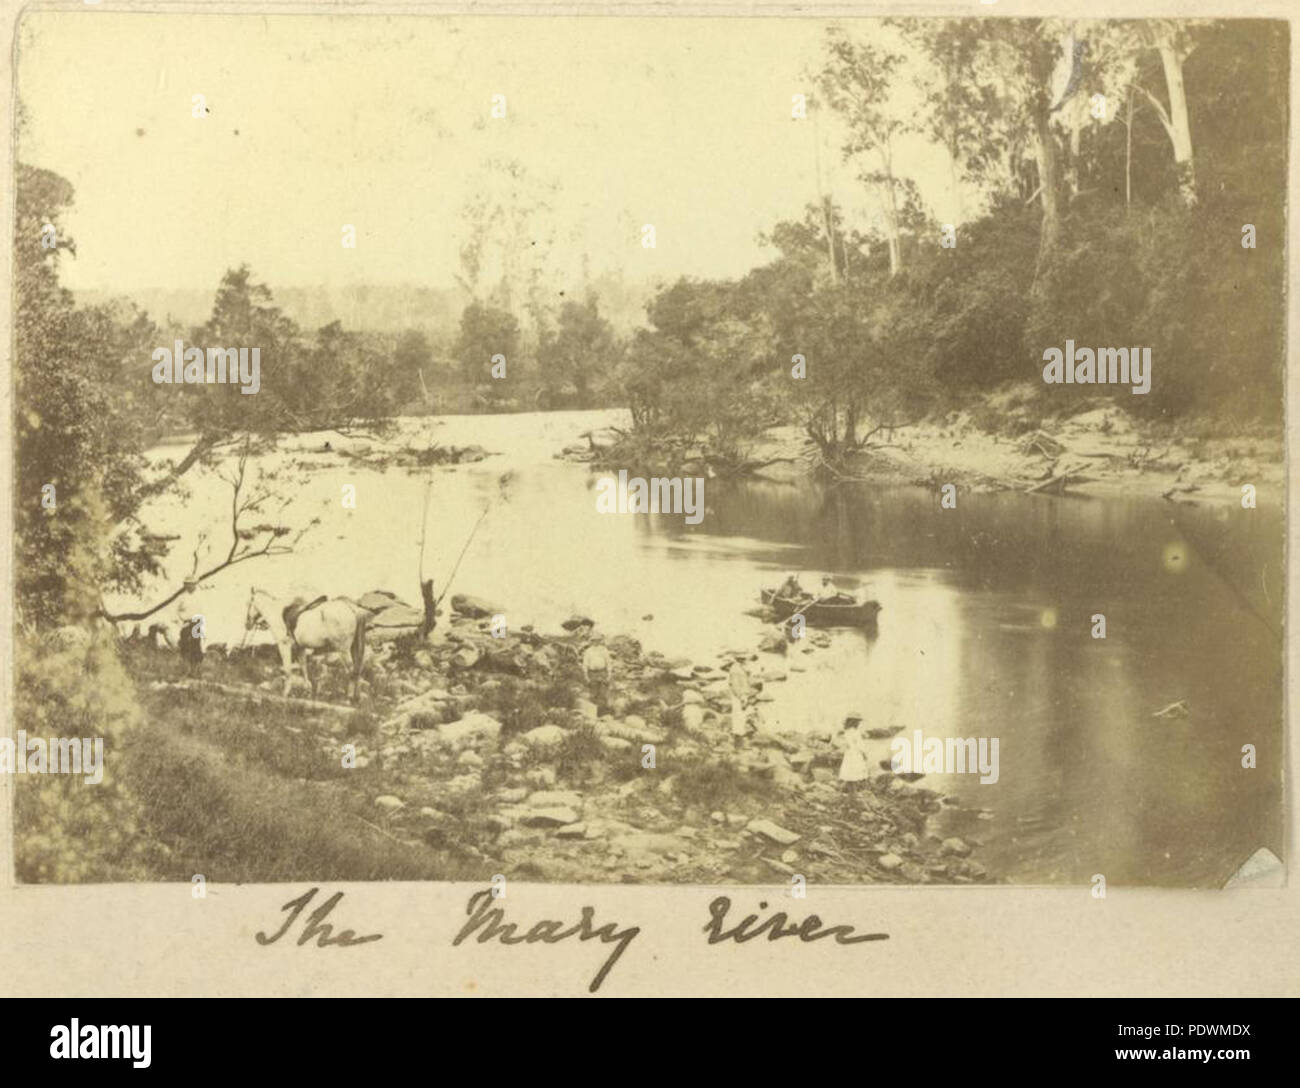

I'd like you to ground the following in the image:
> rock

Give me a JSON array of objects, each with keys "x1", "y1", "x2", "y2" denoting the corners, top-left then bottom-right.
[
  {"x1": 451, "y1": 646, "x2": 482, "y2": 669},
  {"x1": 560, "y1": 614, "x2": 594, "y2": 631},
  {"x1": 527, "y1": 790, "x2": 583, "y2": 809},
  {"x1": 668, "y1": 667, "x2": 695, "y2": 681},
  {"x1": 498, "y1": 787, "x2": 528, "y2": 803},
  {"x1": 676, "y1": 826, "x2": 700, "y2": 840},
  {"x1": 456, "y1": 750, "x2": 484, "y2": 769},
  {"x1": 600, "y1": 736, "x2": 633, "y2": 753},
  {"x1": 725, "y1": 813, "x2": 748, "y2": 829},
  {"x1": 357, "y1": 590, "x2": 403, "y2": 611},
  {"x1": 780, "y1": 848, "x2": 798, "y2": 864},
  {"x1": 446, "y1": 773, "x2": 481, "y2": 796},
  {"x1": 681, "y1": 705, "x2": 706, "y2": 731},
  {"x1": 369, "y1": 603, "x2": 426, "y2": 628},
  {"x1": 525, "y1": 767, "x2": 557, "y2": 789},
  {"x1": 599, "y1": 718, "x2": 665, "y2": 744},
  {"x1": 877, "y1": 853, "x2": 904, "y2": 871},
  {"x1": 419, "y1": 807, "x2": 441, "y2": 819},
  {"x1": 555, "y1": 822, "x2": 589, "y2": 839},
  {"x1": 374, "y1": 795, "x2": 405, "y2": 811},
  {"x1": 757, "y1": 633, "x2": 788, "y2": 655},
  {"x1": 436, "y1": 712, "x2": 502, "y2": 749},
  {"x1": 451, "y1": 594, "x2": 502, "y2": 619},
  {"x1": 520, "y1": 807, "x2": 580, "y2": 828},
  {"x1": 521, "y1": 724, "x2": 568, "y2": 748},
  {"x1": 608, "y1": 635, "x2": 642, "y2": 658},
  {"x1": 745, "y1": 818, "x2": 801, "y2": 846},
  {"x1": 788, "y1": 750, "x2": 815, "y2": 771},
  {"x1": 710, "y1": 811, "x2": 725, "y2": 823},
  {"x1": 681, "y1": 689, "x2": 705, "y2": 705},
  {"x1": 575, "y1": 698, "x2": 598, "y2": 720},
  {"x1": 941, "y1": 837, "x2": 971, "y2": 857},
  {"x1": 760, "y1": 668, "x2": 787, "y2": 682}
]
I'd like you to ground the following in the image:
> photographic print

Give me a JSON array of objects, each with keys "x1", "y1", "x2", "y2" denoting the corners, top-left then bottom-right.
[{"x1": 8, "y1": 9, "x2": 1286, "y2": 898}]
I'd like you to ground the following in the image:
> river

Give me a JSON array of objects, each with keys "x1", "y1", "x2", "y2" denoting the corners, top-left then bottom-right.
[{"x1": 113, "y1": 408, "x2": 1285, "y2": 887}]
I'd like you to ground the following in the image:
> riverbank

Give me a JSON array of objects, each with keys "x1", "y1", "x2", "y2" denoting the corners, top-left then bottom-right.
[
  {"x1": 119, "y1": 597, "x2": 994, "y2": 886},
  {"x1": 569, "y1": 384, "x2": 1282, "y2": 505}
]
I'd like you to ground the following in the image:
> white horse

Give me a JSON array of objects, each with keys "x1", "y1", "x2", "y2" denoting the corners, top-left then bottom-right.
[{"x1": 245, "y1": 588, "x2": 369, "y2": 702}]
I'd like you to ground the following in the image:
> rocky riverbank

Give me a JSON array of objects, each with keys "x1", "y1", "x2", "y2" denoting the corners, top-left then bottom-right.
[
  {"x1": 162, "y1": 594, "x2": 995, "y2": 886},
  {"x1": 560, "y1": 385, "x2": 1283, "y2": 504}
]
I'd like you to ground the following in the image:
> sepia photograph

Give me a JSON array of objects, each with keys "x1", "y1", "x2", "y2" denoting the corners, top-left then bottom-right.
[{"x1": 6, "y1": 6, "x2": 1287, "y2": 913}]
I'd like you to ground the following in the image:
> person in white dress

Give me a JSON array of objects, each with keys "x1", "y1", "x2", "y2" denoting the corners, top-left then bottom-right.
[{"x1": 838, "y1": 713, "x2": 871, "y2": 792}]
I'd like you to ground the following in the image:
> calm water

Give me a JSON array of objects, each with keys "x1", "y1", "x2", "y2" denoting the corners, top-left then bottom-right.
[{"x1": 116, "y1": 410, "x2": 1285, "y2": 887}]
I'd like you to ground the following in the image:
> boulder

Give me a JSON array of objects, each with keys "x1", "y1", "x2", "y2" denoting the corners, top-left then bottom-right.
[
  {"x1": 941, "y1": 837, "x2": 971, "y2": 857},
  {"x1": 369, "y1": 604, "x2": 426, "y2": 628},
  {"x1": 745, "y1": 818, "x2": 801, "y2": 846},
  {"x1": 877, "y1": 853, "x2": 904, "y2": 871},
  {"x1": 374, "y1": 795, "x2": 405, "y2": 811},
  {"x1": 520, "y1": 807, "x2": 581, "y2": 828},
  {"x1": 521, "y1": 724, "x2": 568, "y2": 748},
  {"x1": 526, "y1": 767, "x2": 558, "y2": 789},
  {"x1": 451, "y1": 594, "x2": 502, "y2": 619},
  {"x1": 526, "y1": 790, "x2": 583, "y2": 809},
  {"x1": 451, "y1": 646, "x2": 481, "y2": 669},
  {"x1": 357, "y1": 590, "x2": 403, "y2": 611},
  {"x1": 555, "y1": 822, "x2": 589, "y2": 839},
  {"x1": 436, "y1": 711, "x2": 502, "y2": 749}
]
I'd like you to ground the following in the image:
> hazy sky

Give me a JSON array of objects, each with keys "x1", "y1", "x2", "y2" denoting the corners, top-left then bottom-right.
[{"x1": 18, "y1": 13, "x2": 964, "y2": 295}]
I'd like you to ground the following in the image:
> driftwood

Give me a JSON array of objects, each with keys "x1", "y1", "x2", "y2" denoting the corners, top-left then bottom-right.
[
  {"x1": 148, "y1": 679, "x2": 357, "y2": 716},
  {"x1": 1025, "y1": 466, "x2": 1094, "y2": 495}
]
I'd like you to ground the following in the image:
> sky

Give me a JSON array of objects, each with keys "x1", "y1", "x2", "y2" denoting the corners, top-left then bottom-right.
[{"x1": 17, "y1": 13, "x2": 969, "y2": 295}]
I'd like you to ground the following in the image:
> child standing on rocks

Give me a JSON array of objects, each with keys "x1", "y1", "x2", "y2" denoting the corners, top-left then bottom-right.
[{"x1": 838, "y1": 713, "x2": 871, "y2": 793}]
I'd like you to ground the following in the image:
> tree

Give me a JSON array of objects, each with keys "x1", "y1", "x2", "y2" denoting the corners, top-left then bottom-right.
[
  {"x1": 536, "y1": 294, "x2": 619, "y2": 407},
  {"x1": 453, "y1": 301, "x2": 519, "y2": 388},
  {"x1": 13, "y1": 165, "x2": 161, "y2": 624},
  {"x1": 818, "y1": 29, "x2": 910, "y2": 276}
]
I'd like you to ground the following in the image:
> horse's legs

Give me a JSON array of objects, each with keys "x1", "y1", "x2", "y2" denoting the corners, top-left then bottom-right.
[{"x1": 302, "y1": 650, "x2": 316, "y2": 697}]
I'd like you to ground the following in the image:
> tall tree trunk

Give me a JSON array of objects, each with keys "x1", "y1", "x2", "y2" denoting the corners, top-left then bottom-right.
[
  {"x1": 1158, "y1": 39, "x2": 1197, "y2": 205},
  {"x1": 1065, "y1": 95, "x2": 1084, "y2": 201},
  {"x1": 820, "y1": 195, "x2": 840, "y2": 285},
  {"x1": 1032, "y1": 114, "x2": 1063, "y2": 266},
  {"x1": 1125, "y1": 86, "x2": 1133, "y2": 209}
]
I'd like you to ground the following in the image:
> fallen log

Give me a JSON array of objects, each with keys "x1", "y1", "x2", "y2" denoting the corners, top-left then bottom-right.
[{"x1": 1025, "y1": 468, "x2": 1094, "y2": 496}]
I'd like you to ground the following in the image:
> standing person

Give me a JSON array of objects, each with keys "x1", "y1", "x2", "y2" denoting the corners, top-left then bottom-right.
[
  {"x1": 581, "y1": 632, "x2": 612, "y2": 715},
  {"x1": 728, "y1": 656, "x2": 755, "y2": 748},
  {"x1": 175, "y1": 581, "x2": 203, "y2": 677},
  {"x1": 838, "y1": 713, "x2": 871, "y2": 793}
]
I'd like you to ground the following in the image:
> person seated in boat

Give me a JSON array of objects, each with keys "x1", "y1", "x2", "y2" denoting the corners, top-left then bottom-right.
[
  {"x1": 817, "y1": 575, "x2": 858, "y2": 606},
  {"x1": 775, "y1": 572, "x2": 805, "y2": 601}
]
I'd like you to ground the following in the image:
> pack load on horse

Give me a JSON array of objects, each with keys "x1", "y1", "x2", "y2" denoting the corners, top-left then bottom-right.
[{"x1": 245, "y1": 588, "x2": 369, "y2": 702}]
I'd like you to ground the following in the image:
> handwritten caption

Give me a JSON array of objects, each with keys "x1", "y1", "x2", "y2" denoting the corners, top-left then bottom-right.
[{"x1": 256, "y1": 886, "x2": 889, "y2": 993}]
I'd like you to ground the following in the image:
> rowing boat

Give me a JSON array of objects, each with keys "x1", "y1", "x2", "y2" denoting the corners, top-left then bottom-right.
[{"x1": 760, "y1": 589, "x2": 882, "y2": 628}]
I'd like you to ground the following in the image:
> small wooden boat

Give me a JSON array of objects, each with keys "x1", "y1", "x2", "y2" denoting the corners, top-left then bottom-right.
[{"x1": 760, "y1": 589, "x2": 882, "y2": 628}]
